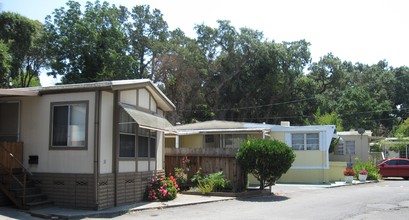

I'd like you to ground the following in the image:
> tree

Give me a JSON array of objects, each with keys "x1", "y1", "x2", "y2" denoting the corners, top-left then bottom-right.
[
  {"x1": 0, "y1": 11, "x2": 43, "y2": 87},
  {"x1": 44, "y1": 0, "x2": 136, "y2": 83},
  {"x1": 236, "y1": 138, "x2": 295, "y2": 190},
  {"x1": 0, "y1": 39, "x2": 11, "y2": 86},
  {"x1": 128, "y1": 4, "x2": 169, "y2": 79},
  {"x1": 305, "y1": 108, "x2": 344, "y2": 131},
  {"x1": 152, "y1": 28, "x2": 206, "y2": 124}
]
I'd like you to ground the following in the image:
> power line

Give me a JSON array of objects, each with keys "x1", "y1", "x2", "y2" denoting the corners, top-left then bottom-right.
[{"x1": 179, "y1": 97, "x2": 316, "y2": 112}]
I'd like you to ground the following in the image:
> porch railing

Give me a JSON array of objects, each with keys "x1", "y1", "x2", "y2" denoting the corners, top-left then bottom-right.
[{"x1": 0, "y1": 142, "x2": 31, "y2": 209}]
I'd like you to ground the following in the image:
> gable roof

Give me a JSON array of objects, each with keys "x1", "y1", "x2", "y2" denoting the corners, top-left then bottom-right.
[{"x1": 0, "y1": 79, "x2": 175, "y2": 112}]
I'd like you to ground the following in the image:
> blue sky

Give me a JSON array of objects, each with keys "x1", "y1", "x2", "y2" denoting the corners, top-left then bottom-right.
[{"x1": 1, "y1": 0, "x2": 409, "y2": 85}]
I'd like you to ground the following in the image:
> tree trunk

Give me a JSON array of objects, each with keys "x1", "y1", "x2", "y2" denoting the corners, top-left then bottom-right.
[{"x1": 259, "y1": 179, "x2": 264, "y2": 190}]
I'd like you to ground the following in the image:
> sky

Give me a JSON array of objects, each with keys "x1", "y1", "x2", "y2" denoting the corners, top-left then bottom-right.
[{"x1": 1, "y1": 0, "x2": 409, "y2": 86}]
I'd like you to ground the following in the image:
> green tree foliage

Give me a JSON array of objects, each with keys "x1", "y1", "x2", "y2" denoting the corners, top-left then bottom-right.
[
  {"x1": 152, "y1": 28, "x2": 207, "y2": 124},
  {"x1": 128, "y1": 4, "x2": 169, "y2": 79},
  {"x1": 394, "y1": 118, "x2": 409, "y2": 137},
  {"x1": 0, "y1": 40, "x2": 11, "y2": 86},
  {"x1": 0, "y1": 12, "x2": 43, "y2": 87},
  {"x1": 305, "y1": 108, "x2": 343, "y2": 131},
  {"x1": 26, "y1": 0, "x2": 409, "y2": 135},
  {"x1": 44, "y1": 0, "x2": 137, "y2": 83},
  {"x1": 236, "y1": 138, "x2": 295, "y2": 190}
]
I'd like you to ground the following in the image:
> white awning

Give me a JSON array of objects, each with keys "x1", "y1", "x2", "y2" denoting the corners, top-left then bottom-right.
[{"x1": 119, "y1": 103, "x2": 176, "y2": 133}]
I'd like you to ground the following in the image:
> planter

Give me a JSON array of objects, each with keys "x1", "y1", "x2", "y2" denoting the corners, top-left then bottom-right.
[
  {"x1": 345, "y1": 175, "x2": 353, "y2": 183},
  {"x1": 359, "y1": 174, "x2": 367, "y2": 182}
]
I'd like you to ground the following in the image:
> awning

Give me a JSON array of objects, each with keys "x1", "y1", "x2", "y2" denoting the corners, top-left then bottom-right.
[{"x1": 119, "y1": 103, "x2": 176, "y2": 133}]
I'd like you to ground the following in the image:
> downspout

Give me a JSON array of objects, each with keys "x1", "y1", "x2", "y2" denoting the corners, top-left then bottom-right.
[
  {"x1": 94, "y1": 90, "x2": 101, "y2": 209},
  {"x1": 112, "y1": 91, "x2": 119, "y2": 207}
]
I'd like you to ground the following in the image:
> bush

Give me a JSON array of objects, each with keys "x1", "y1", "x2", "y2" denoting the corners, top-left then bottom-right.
[
  {"x1": 236, "y1": 138, "x2": 295, "y2": 190},
  {"x1": 353, "y1": 158, "x2": 381, "y2": 180},
  {"x1": 174, "y1": 156, "x2": 192, "y2": 191},
  {"x1": 144, "y1": 176, "x2": 178, "y2": 201},
  {"x1": 194, "y1": 171, "x2": 230, "y2": 194}
]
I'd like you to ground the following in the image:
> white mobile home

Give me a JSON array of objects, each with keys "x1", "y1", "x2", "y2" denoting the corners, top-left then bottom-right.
[{"x1": 0, "y1": 80, "x2": 175, "y2": 210}]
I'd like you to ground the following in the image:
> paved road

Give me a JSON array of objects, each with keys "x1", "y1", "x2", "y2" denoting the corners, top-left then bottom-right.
[{"x1": 95, "y1": 179, "x2": 409, "y2": 220}]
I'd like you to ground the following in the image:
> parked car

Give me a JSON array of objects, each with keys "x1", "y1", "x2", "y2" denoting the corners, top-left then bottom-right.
[{"x1": 377, "y1": 158, "x2": 409, "y2": 180}]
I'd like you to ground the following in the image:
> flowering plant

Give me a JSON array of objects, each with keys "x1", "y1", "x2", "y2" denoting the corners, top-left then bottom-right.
[
  {"x1": 343, "y1": 168, "x2": 356, "y2": 176},
  {"x1": 144, "y1": 176, "x2": 178, "y2": 201},
  {"x1": 174, "y1": 156, "x2": 192, "y2": 191},
  {"x1": 359, "y1": 169, "x2": 368, "y2": 175}
]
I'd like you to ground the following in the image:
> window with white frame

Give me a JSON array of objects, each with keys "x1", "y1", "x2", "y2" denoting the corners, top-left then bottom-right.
[
  {"x1": 118, "y1": 108, "x2": 157, "y2": 158},
  {"x1": 335, "y1": 140, "x2": 356, "y2": 155},
  {"x1": 50, "y1": 102, "x2": 88, "y2": 148},
  {"x1": 335, "y1": 142, "x2": 344, "y2": 155},
  {"x1": 223, "y1": 134, "x2": 248, "y2": 148},
  {"x1": 138, "y1": 128, "x2": 156, "y2": 158},
  {"x1": 345, "y1": 141, "x2": 355, "y2": 155},
  {"x1": 291, "y1": 133, "x2": 319, "y2": 150}
]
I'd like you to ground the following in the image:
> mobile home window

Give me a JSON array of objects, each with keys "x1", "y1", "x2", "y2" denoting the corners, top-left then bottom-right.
[
  {"x1": 51, "y1": 102, "x2": 88, "y2": 148},
  {"x1": 291, "y1": 133, "x2": 319, "y2": 150},
  {"x1": 345, "y1": 141, "x2": 355, "y2": 155},
  {"x1": 138, "y1": 128, "x2": 156, "y2": 158},
  {"x1": 0, "y1": 102, "x2": 19, "y2": 141}
]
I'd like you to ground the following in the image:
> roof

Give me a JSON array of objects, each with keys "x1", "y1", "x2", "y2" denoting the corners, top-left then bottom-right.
[
  {"x1": 0, "y1": 80, "x2": 175, "y2": 111},
  {"x1": 174, "y1": 120, "x2": 271, "y2": 130},
  {"x1": 172, "y1": 120, "x2": 336, "y2": 135}
]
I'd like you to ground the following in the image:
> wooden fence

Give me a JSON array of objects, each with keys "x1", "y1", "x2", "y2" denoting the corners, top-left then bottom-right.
[
  {"x1": 0, "y1": 142, "x2": 23, "y2": 172},
  {"x1": 165, "y1": 148, "x2": 246, "y2": 191}
]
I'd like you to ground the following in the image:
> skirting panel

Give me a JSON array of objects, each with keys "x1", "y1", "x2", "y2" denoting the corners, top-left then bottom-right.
[
  {"x1": 31, "y1": 173, "x2": 96, "y2": 209},
  {"x1": 116, "y1": 170, "x2": 165, "y2": 207},
  {"x1": 30, "y1": 170, "x2": 165, "y2": 210},
  {"x1": 97, "y1": 174, "x2": 115, "y2": 210}
]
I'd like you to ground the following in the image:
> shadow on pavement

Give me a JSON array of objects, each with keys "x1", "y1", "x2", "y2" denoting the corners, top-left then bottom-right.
[{"x1": 237, "y1": 193, "x2": 290, "y2": 203}]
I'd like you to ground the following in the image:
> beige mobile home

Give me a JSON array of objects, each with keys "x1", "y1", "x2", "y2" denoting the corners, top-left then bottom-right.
[
  {"x1": 165, "y1": 120, "x2": 336, "y2": 184},
  {"x1": 0, "y1": 80, "x2": 175, "y2": 210}
]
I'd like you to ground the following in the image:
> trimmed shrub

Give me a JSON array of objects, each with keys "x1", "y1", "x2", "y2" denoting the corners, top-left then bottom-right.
[{"x1": 236, "y1": 138, "x2": 295, "y2": 190}]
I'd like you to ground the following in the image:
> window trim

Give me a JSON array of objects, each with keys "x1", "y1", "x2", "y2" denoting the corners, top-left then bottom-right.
[
  {"x1": 334, "y1": 140, "x2": 356, "y2": 155},
  {"x1": 291, "y1": 133, "x2": 320, "y2": 151},
  {"x1": 49, "y1": 101, "x2": 89, "y2": 150}
]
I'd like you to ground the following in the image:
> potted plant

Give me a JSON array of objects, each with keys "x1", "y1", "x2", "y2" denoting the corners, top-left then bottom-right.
[
  {"x1": 343, "y1": 168, "x2": 356, "y2": 183},
  {"x1": 358, "y1": 169, "x2": 368, "y2": 182}
]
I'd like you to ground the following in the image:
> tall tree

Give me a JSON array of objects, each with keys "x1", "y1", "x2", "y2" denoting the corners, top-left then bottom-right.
[
  {"x1": 152, "y1": 28, "x2": 207, "y2": 124},
  {"x1": 0, "y1": 39, "x2": 11, "y2": 86},
  {"x1": 128, "y1": 4, "x2": 169, "y2": 79},
  {"x1": 44, "y1": 0, "x2": 136, "y2": 83},
  {"x1": 0, "y1": 11, "x2": 43, "y2": 87}
]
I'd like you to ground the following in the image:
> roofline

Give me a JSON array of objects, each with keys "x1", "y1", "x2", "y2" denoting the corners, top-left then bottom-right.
[
  {"x1": 0, "y1": 80, "x2": 176, "y2": 111},
  {"x1": 174, "y1": 128, "x2": 271, "y2": 135},
  {"x1": 0, "y1": 89, "x2": 39, "y2": 97}
]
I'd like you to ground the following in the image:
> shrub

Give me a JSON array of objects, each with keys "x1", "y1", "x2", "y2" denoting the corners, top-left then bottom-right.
[
  {"x1": 194, "y1": 171, "x2": 230, "y2": 194},
  {"x1": 353, "y1": 158, "x2": 381, "y2": 180},
  {"x1": 144, "y1": 176, "x2": 178, "y2": 201},
  {"x1": 236, "y1": 138, "x2": 295, "y2": 190},
  {"x1": 174, "y1": 156, "x2": 192, "y2": 191}
]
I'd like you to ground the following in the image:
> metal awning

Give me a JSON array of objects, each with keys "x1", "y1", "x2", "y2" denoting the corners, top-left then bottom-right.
[{"x1": 119, "y1": 103, "x2": 176, "y2": 133}]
